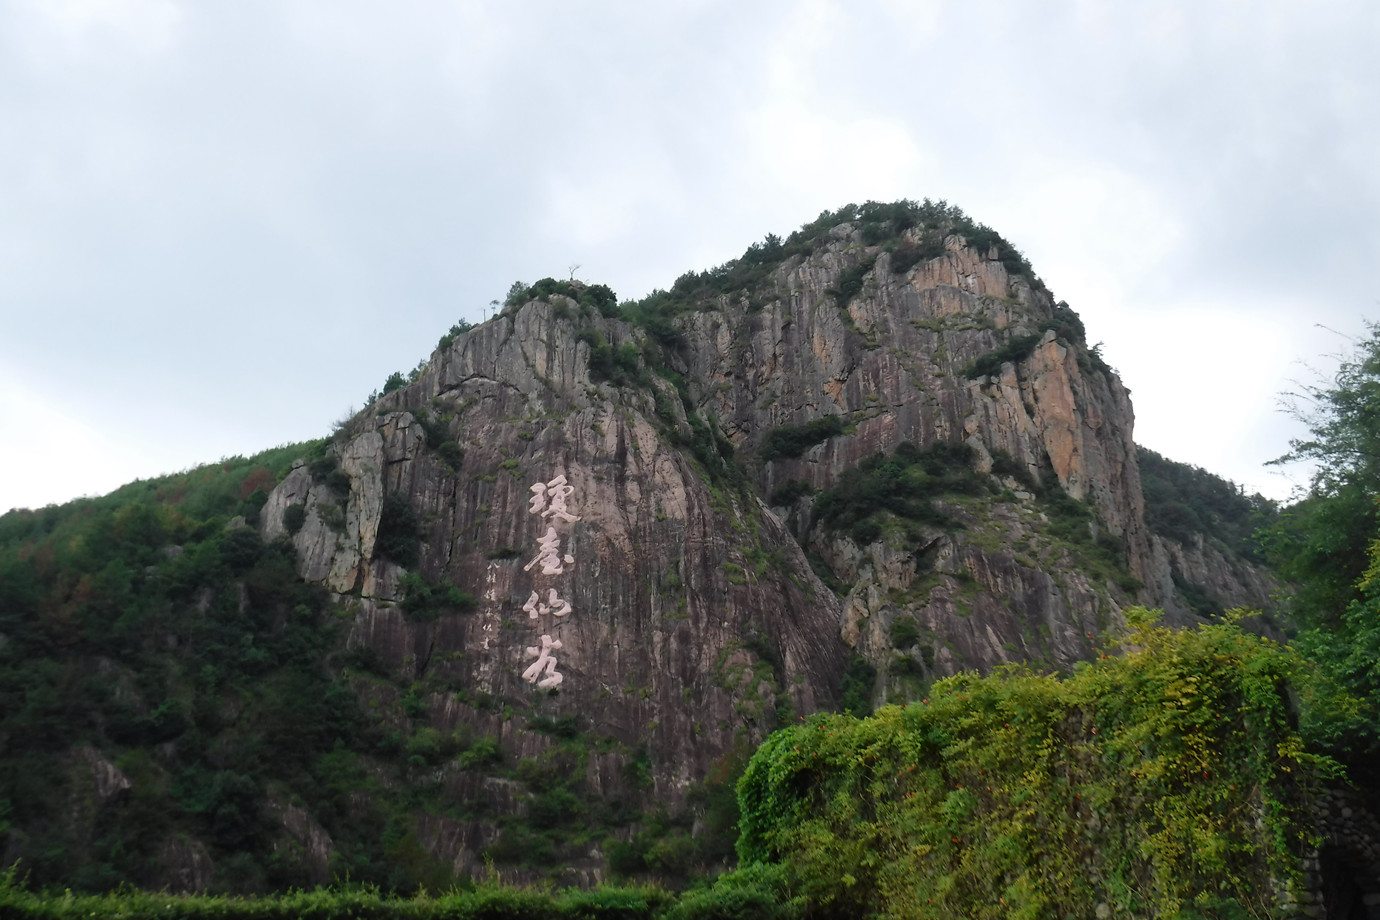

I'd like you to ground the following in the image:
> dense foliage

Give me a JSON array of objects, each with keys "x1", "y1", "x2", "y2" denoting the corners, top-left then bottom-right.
[
  {"x1": 1137, "y1": 446, "x2": 1276, "y2": 562},
  {"x1": 0, "y1": 444, "x2": 390, "y2": 891},
  {"x1": 811, "y1": 441, "x2": 990, "y2": 544},
  {"x1": 733, "y1": 610, "x2": 1326, "y2": 920},
  {"x1": 0, "y1": 436, "x2": 743, "y2": 896},
  {"x1": 10, "y1": 206, "x2": 1380, "y2": 914},
  {"x1": 1262, "y1": 322, "x2": 1380, "y2": 765}
]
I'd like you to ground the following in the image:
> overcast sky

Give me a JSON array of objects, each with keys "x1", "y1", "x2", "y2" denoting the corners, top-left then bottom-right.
[{"x1": 2, "y1": 0, "x2": 1377, "y2": 514}]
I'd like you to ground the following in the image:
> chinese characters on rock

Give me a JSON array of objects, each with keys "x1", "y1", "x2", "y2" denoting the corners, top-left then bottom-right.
[{"x1": 522, "y1": 474, "x2": 580, "y2": 688}]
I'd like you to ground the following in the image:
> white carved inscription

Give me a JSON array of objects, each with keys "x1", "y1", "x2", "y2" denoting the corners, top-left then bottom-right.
[
  {"x1": 529, "y1": 474, "x2": 581, "y2": 523},
  {"x1": 524, "y1": 588, "x2": 572, "y2": 620},
  {"x1": 523, "y1": 526, "x2": 574, "y2": 575},
  {"x1": 523, "y1": 635, "x2": 565, "y2": 689},
  {"x1": 520, "y1": 473, "x2": 579, "y2": 687}
]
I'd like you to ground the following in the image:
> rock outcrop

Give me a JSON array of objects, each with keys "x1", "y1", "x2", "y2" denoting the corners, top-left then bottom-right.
[{"x1": 253, "y1": 212, "x2": 1275, "y2": 881}]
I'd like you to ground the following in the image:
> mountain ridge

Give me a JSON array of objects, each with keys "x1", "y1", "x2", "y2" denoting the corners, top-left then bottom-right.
[{"x1": 0, "y1": 200, "x2": 1280, "y2": 892}]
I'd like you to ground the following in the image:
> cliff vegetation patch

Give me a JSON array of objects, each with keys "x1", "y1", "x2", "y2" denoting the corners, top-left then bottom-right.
[
  {"x1": 758, "y1": 417, "x2": 846, "y2": 462},
  {"x1": 812, "y1": 440, "x2": 989, "y2": 544}
]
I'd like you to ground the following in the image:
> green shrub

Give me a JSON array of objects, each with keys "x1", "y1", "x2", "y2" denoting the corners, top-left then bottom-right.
[
  {"x1": 839, "y1": 656, "x2": 876, "y2": 717},
  {"x1": 962, "y1": 332, "x2": 1046, "y2": 379},
  {"x1": 830, "y1": 256, "x2": 877, "y2": 306},
  {"x1": 399, "y1": 571, "x2": 476, "y2": 619},
  {"x1": 282, "y1": 503, "x2": 307, "y2": 535},
  {"x1": 758, "y1": 417, "x2": 844, "y2": 462},
  {"x1": 812, "y1": 440, "x2": 986, "y2": 538},
  {"x1": 436, "y1": 319, "x2": 474, "y2": 351},
  {"x1": 436, "y1": 440, "x2": 464, "y2": 471},
  {"x1": 888, "y1": 235, "x2": 947, "y2": 274},
  {"x1": 376, "y1": 493, "x2": 421, "y2": 567},
  {"x1": 888, "y1": 615, "x2": 920, "y2": 650},
  {"x1": 461, "y1": 735, "x2": 502, "y2": 770},
  {"x1": 529, "y1": 713, "x2": 581, "y2": 739},
  {"x1": 219, "y1": 526, "x2": 263, "y2": 573},
  {"x1": 767, "y1": 480, "x2": 814, "y2": 506},
  {"x1": 325, "y1": 467, "x2": 352, "y2": 497},
  {"x1": 988, "y1": 447, "x2": 1037, "y2": 491}
]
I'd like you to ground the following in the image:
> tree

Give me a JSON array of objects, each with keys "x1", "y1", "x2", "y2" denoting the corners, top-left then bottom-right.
[
  {"x1": 1266, "y1": 321, "x2": 1380, "y2": 761},
  {"x1": 1267, "y1": 322, "x2": 1380, "y2": 624}
]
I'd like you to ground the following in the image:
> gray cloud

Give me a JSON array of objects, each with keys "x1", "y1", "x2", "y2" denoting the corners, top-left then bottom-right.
[{"x1": 2, "y1": 0, "x2": 1376, "y2": 510}]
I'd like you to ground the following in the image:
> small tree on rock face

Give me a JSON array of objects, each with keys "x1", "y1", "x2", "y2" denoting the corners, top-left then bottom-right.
[{"x1": 375, "y1": 493, "x2": 421, "y2": 568}]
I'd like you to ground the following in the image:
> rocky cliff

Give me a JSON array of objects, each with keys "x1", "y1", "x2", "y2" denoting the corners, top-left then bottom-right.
[{"x1": 248, "y1": 202, "x2": 1275, "y2": 881}]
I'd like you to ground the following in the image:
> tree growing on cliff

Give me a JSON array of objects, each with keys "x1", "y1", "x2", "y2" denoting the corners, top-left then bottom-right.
[
  {"x1": 1266, "y1": 321, "x2": 1380, "y2": 762},
  {"x1": 1268, "y1": 322, "x2": 1380, "y2": 616}
]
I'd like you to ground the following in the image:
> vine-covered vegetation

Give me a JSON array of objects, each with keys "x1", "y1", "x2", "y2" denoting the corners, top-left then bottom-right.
[{"x1": 730, "y1": 610, "x2": 1328, "y2": 920}]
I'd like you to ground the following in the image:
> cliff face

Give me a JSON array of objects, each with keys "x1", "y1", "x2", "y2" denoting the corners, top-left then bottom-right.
[
  {"x1": 260, "y1": 301, "x2": 848, "y2": 878},
  {"x1": 251, "y1": 212, "x2": 1274, "y2": 880}
]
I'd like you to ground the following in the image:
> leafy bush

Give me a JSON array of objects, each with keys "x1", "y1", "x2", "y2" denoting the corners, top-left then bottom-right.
[
  {"x1": 758, "y1": 417, "x2": 844, "y2": 462},
  {"x1": 988, "y1": 448, "x2": 1037, "y2": 491},
  {"x1": 887, "y1": 235, "x2": 946, "y2": 274},
  {"x1": 398, "y1": 572, "x2": 476, "y2": 619},
  {"x1": 962, "y1": 332, "x2": 1046, "y2": 380},
  {"x1": 376, "y1": 493, "x2": 422, "y2": 567},
  {"x1": 888, "y1": 615, "x2": 920, "y2": 650},
  {"x1": 325, "y1": 468, "x2": 352, "y2": 497},
  {"x1": 839, "y1": 656, "x2": 876, "y2": 717},
  {"x1": 508, "y1": 278, "x2": 620, "y2": 318},
  {"x1": 282, "y1": 503, "x2": 307, "y2": 535},
  {"x1": 382, "y1": 371, "x2": 407, "y2": 395},
  {"x1": 812, "y1": 440, "x2": 987, "y2": 539},
  {"x1": 436, "y1": 440, "x2": 464, "y2": 471},
  {"x1": 767, "y1": 480, "x2": 814, "y2": 506},
  {"x1": 528, "y1": 713, "x2": 581, "y2": 740},
  {"x1": 436, "y1": 319, "x2": 474, "y2": 351},
  {"x1": 830, "y1": 256, "x2": 877, "y2": 307},
  {"x1": 460, "y1": 735, "x2": 501, "y2": 770},
  {"x1": 964, "y1": 302, "x2": 1106, "y2": 380}
]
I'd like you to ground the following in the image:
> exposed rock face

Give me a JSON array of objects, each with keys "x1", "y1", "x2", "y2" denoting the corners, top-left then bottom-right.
[
  {"x1": 256, "y1": 220, "x2": 1274, "y2": 879},
  {"x1": 270, "y1": 800, "x2": 334, "y2": 886},
  {"x1": 154, "y1": 836, "x2": 214, "y2": 893},
  {"x1": 265, "y1": 299, "x2": 846, "y2": 811},
  {"x1": 1146, "y1": 533, "x2": 1278, "y2": 623}
]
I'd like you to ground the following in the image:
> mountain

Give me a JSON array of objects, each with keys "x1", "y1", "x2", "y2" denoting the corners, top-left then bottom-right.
[{"x1": 0, "y1": 200, "x2": 1278, "y2": 893}]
